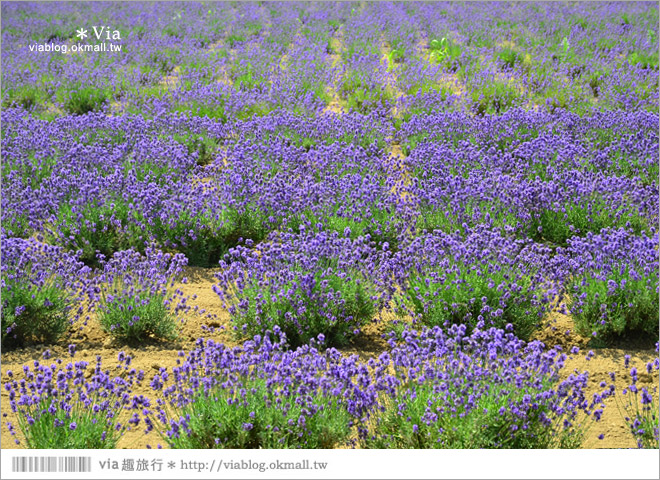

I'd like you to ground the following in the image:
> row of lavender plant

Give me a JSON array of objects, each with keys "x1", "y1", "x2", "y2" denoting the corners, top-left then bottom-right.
[
  {"x1": 5, "y1": 330, "x2": 658, "y2": 448},
  {"x1": 1, "y1": 1, "x2": 657, "y2": 451},
  {"x1": 2, "y1": 2, "x2": 657, "y2": 117},
  {"x1": 2, "y1": 107, "x2": 657, "y2": 347}
]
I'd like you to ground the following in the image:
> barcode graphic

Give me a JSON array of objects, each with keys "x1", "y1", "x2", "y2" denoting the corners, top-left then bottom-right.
[{"x1": 11, "y1": 456, "x2": 92, "y2": 473}]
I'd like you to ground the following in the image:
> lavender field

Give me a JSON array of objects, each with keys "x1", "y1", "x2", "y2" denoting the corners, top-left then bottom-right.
[{"x1": 1, "y1": 1, "x2": 659, "y2": 452}]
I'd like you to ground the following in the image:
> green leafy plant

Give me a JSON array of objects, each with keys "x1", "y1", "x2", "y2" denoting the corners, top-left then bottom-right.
[
  {"x1": 229, "y1": 271, "x2": 376, "y2": 349},
  {"x1": 529, "y1": 199, "x2": 648, "y2": 247},
  {"x1": 568, "y1": 271, "x2": 658, "y2": 342},
  {"x1": 98, "y1": 287, "x2": 177, "y2": 344},
  {"x1": 429, "y1": 37, "x2": 462, "y2": 71},
  {"x1": 50, "y1": 200, "x2": 146, "y2": 267},
  {"x1": 402, "y1": 264, "x2": 545, "y2": 340},
  {"x1": 1, "y1": 280, "x2": 72, "y2": 349},
  {"x1": 61, "y1": 86, "x2": 109, "y2": 115},
  {"x1": 162, "y1": 377, "x2": 352, "y2": 448}
]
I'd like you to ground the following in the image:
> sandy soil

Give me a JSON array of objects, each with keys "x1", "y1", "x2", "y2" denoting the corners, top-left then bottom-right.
[{"x1": 1, "y1": 266, "x2": 657, "y2": 450}]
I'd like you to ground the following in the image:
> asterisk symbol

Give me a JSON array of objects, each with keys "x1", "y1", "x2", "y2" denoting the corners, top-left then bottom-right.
[
  {"x1": 167, "y1": 461, "x2": 176, "y2": 469},
  {"x1": 76, "y1": 28, "x2": 88, "y2": 39}
]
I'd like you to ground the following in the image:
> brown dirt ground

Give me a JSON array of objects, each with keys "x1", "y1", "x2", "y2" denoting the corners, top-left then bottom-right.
[{"x1": 1, "y1": 267, "x2": 658, "y2": 450}]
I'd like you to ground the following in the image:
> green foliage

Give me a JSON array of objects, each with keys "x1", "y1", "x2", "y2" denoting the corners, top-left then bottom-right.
[
  {"x1": 61, "y1": 86, "x2": 109, "y2": 115},
  {"x1": 327, "y1": 214, "x2": 400, "y2": 250},
  {"x1": 51, "y1": 200, "x2": 146, "y2": 267},
  {"x1": 244, "y1": 21, "x2": 263, "y2": 38},
  {"x1": 417, "y1": 200, "x2": 520, "y2": 237},
  {"x1": 530, "y1": 201, "x2": 648, "y2": 247},
  {"x1": 12, "y1": 396, "x2": 124, "y2": 449},
  {"x1": 429, "y1": 37, "x2": 462, "y2": 71},
  {"x1": 574, "y1": 17, "x2": 588, "y2": 31},
  {"x1": 595, "y1": 37, "x2": 618, "y2": 52},
  {"x1": 470, "y1": 80, "x2": 521, "y2": 115},
  {"x1": 569, "y1": 271, "x2": 658, "y2": 342},
  {"x1": 147, "y1": 49, "x2": 179, "y2": 74},
  {"x1": 1, "y1": 280, "x2": 72, "y2": 349},
  {"x1": 172, "y1": 133, "x2": 219, "y2": 166},
  {"x1": 41, "y1": 25, "x2": 73, "y2": 42},
  {"x1": 545, "y1": 94, "x2": 571, "y2": 114},
  {"x1": 289, "y1": 206, "x2": 403, "y2": 251},
  {"x1": 232, "y1": 67, "x2": 260, "y2": 91},
  {"x1": 163, "y1": 23, "x2": 182, "y2": 38},
  {"x1": 226, "y1": 34, "x2": 246, "y2": 48},
  {"x1": 2, "y1": 151, "x2": 58, "y2": 191},
  {"x1": 1, "y1": 214, "x2": 32, "y2": 238},
  {"x1": 156, "y1": 206, "x2": 269, "y2": 267},
  {"x1": 122, "y1": 158, "x2": 177, "y2": 182},
  {"x1": 386, "y1": 43, "x2": 406, "y2": 66},
  {"x1": 402, "y1": 264, "x2": 544, "y2": 340},
  {"x1": 364, "y1": 380, "x2": 583, "y2": 448},
  {"x1": 98, "y1": 287, "x2": 177, "y2": 344},
  {"x1": 230, "y1": 272, "x2": 377, "y2": 349},
  {"x1": 627, "y1": 51, "x2": 659, "y2": 70},
  {"x1": 163, "y1": 378, "x2": 352, "y2": 448},
  {"x1": 586, "y1": 70, "x2": 605, "y2": 97},
  {"x1": 498, "y1": 46, "x2": 522, "y2": 69},
  {"x1": 133, "y1": 25, "x2": 147, "y2": 39},
  {"x1": 173, "y1": 100, "x2": 227, "y2": 122},
  {"x1": 339, "y1": 71, "x2": 393, "y2": 114},
  {"x1": 2, "y1": 85, "x2": 41, "y2": 110}
]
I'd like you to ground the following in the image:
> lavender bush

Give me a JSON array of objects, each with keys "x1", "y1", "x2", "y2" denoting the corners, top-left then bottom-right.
[
  {"x1": 614, "y1": 351, "x2": 660, "y2": 449},
  {"x1": 1, "y1": 235, "x2": 90, "y2": 349},
  {"x1": 392, "y1": 229, "x2": 553, "y2": 340},
  {"x1": 150, "y1": 332, "x2": 366, "y2": 448},
  {"x1": 558, "y1": 228, "x2": 659, "y2": 342},
  {"x1": 3, "y1": 353, "x2": 148, "y2": 448},
  {"x1": 215, "y1": 231, "x2": 391, "y2": 348},
  {"x1": 94, "y1": 248, "x2": 188, "y2": 345},
  {"x1": 364, "y1": 326, "x2": 610, "y2": 449}
]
